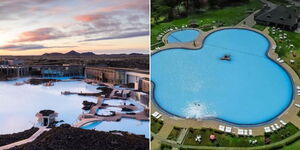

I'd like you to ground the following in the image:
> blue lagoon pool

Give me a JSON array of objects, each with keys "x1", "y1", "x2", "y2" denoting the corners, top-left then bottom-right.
[
  {"x1": 167, "y1": 29, "x2": 200, "y2": 43},
  {"x1": 81, "y1": 118, "x2": 149, "y2": 138},
  {"x1": 152, "y1": 28, "x2": 293, "y2": 125}
]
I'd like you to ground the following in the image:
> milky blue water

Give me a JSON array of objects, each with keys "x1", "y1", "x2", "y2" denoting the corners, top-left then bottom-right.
[
  {"x1": 81, "y1": 118, "x2": 149, "y2": 138},
  {"x1": 152, "y1": 28, "x2": 293, "y2": 125},
  {"x1": 167, "y1": 29, "x2": 200, "y2": 43},
  {"x1": 0, "y1": 78, "x2": 149, "y2": 136}
]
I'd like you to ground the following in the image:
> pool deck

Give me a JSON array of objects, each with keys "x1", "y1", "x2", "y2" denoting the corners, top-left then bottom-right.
[
  {"x1": 74, "y1": 96, "x2": 149, "y2": 128},
  {"x1": 151, "y1": 26, "x2": 300, "y2": 146}
]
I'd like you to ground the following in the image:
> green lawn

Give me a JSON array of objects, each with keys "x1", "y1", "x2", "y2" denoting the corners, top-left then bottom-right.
[
  {"x1": 161, "y1": 144, "x2": 172, "y2": 150},
  {"x1": 151, "y1": 0, "x2": 263, "y2": 46},
  {"x1": 183, "y1": 123, "x2": 298, "y2": 147},
  {"x1": 252, "y1": 24, "x2": 266, "y2": 31},
  {"x1": 183, "y1": 128, "x2": 264, "y2": 147},
  {"x1": 268, "y1": 27, "x2": 300, "y2": 76},
  {"x1": 151, "y1": 116, "x2": 164, "y2": 134},
  {"x1": 167, "y1": 127, "x2": 183, "y2": 141},
  {"x1": 281, "y1": 139, "x2": 300, "y2": 150},
  {"x1": 266, "y1": 123, "x2": 299, "y2": 144}
]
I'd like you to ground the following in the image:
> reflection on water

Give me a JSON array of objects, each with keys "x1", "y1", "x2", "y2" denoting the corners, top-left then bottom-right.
[{"x1": 0, "y1": 78, "x2": 98, "y2": 134}]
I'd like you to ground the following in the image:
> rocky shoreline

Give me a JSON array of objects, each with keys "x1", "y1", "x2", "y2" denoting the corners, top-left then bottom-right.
[
  {"x1": 10, "y1": 125, "x2": 149, "y2": 150},
  {"x1": 0, "y1": 127, "x2": 38, "y2": 147}
]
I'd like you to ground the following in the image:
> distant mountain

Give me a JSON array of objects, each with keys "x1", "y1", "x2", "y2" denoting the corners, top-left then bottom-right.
[
  {"x1": 42, "y1": 50, "x2": 96, "y2": 57},
  {"x1": 42, "y1": 50, "x2": 147, "y2": 57},
  {"x1": 65, "y1": 50, "x2": 81, "y2": 55}
]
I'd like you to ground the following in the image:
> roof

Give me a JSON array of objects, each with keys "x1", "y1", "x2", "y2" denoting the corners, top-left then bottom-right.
[
  {"x1": 255, "y1": 5, "x2": 299, "y2": 26},
  {"x1": 39, "y1": 110, "x2": 55, "y2": 116},
  {"x1": 86, "y1": 66, "x2": 149, "y2": 74}
]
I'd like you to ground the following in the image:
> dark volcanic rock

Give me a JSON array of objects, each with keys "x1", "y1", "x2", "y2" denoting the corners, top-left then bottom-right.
[
  {"x1": 0, "y1": 127, "x2": 39, "y2": 146},
  {"x1": 28, "y1": 78, "x2": 60, "y2": 85},
  {"x1": 10, "y1": 127, "x2": 149, "y2": 150}
]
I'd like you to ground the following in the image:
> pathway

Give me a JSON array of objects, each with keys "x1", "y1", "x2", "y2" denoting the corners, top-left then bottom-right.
[
  {"x1": 237, "y1": 10, "x2": 260, "y2": 27},
  {"x1": 176, "y1": 128, "x2": 188, "y2": 144},
  {"x1": 260, "y1": 0, "x2": 277, "y2": 8},
  {"x1": 0, "y1": 127, "x2": 49, "y2": 150},
  {"x1": 286, "y1": 0, "x2": 300, "y2": 6}
]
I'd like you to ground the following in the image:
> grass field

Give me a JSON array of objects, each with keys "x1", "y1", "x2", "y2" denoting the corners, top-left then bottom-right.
[
  {"x1": 167, "y1": 127, "x2": 183, "y2": 141},
  {"x1": 252, "y1": 24, "x2": 266, "y2": 31},
  {"x1": 182, "y1": 123, "x2": 298, "y2": 147},
  {"x1": 282, "y1": 139, "x2": 300, "y2": 150},
  {"x1": 268, "y1": 27, "x2": 300, "y2": 76},
  {"x1": 151, "y1": 117, "x2": 164, "y2": 134},
  {"x1": 151, "y1": 0, "x2": 263, "y2": 46},
  {"x1": 183, "y1": 128, "x2": 264, "y2": 147}
]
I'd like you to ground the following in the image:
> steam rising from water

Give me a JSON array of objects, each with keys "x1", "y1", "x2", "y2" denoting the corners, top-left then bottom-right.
[{"x1": 183, "y1": 101, "x2": 216, "y2": 120}]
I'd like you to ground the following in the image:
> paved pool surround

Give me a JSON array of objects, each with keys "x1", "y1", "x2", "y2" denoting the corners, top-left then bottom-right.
[{"x1": 152, "y1": 27, "x2": 298, "y2": 128}]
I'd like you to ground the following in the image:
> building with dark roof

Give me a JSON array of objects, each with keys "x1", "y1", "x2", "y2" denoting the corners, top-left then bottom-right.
[{"x1": 254, "y1": 5, "x2": 299, "y2": 31}]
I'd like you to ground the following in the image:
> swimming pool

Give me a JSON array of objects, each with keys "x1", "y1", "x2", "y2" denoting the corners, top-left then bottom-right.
[
  {"x1": 152, "y1": 28, "x2": 293, "y2": 125},
  {"x1": 81, "y1": 118, "x2": 149, "y2": 138},
  {"x1": 167, "y1": 29, "x2": 200, "y2": 43}
]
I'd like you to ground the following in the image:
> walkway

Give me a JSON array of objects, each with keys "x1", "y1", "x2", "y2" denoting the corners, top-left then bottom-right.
[
  {"x1": 89, "y1": 97, "x2": 103, "y2": 115},
  {"x1": 176, "y1": 128, "x2": 188, "y2": 144},
  {"x1": 260, "y1": 0, "x2": 277, "y2": 8},
  {"x1": 0, "y1": 127, "x2": 49, "y2": 150},
  {"x1": 237, "y1": 10, "x2": 260, "y2": 27}
]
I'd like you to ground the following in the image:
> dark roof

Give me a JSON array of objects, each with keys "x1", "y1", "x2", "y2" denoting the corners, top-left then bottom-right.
[
  {"x1": 39, "y1": 110, "x2": 55, "y2": 116},
  {"x1": 255, "y1": 5, "x2": 299, "y2": 26}
]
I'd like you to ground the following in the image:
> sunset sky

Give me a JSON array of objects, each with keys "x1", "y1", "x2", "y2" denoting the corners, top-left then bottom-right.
[{"x1": 0, "y1": 0, "x2": 149, "y2": 55}]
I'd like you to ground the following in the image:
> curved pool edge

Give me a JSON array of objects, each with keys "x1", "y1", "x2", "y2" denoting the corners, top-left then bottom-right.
[
  {"x1": 162, "y1": 28, "x2": 202, "y2": 44},
  {"x1": 150, "y1": 26, "x2": 298, "y2": 130}
]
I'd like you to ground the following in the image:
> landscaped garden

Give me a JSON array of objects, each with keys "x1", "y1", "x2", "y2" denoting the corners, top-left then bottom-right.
[
  {"x1": 183, "y1": 128, "x2": 264, "y2": 147},
  {"x1": 160, "y1": 144, "x2": 172, "y2": 150},
  {"x1": 151, "y1": 0, "x2": 263, "y2": 46},
  {"x1": 252, "y1": 24, "x2": 266, "y2": 31},
  {"x1": 265, "y1": 123, "x2": 299, "y2": 144},
  {"x1": 268, "y1": 27, "x2": 300, "y2": 76},
  {"x1": 182, "y1": 123, "x2": 298, "y2": 147},
  {"x1": 151, "y1": 116, "x2": 164, "y2": 134},
  {"x1": 167, "y1": 127, "x2": 183, "y2": 141}
]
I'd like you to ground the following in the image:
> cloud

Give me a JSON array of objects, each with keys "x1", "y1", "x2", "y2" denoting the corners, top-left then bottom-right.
[
  {"x1": 74, "y1": 14, "x2": 104, "y2": 22},
  {"x1": 13, "y1": 27, "x2": 66, "y2": 42},
  {"x1": 0, "y1": 44, "x2": 75, "y2": 51},
  {"x1": 0, "y1": 44, "x2": 48, "y2": 51},
  {"x1": 82, "y1": 30, "x2": 149, "y2": 42}
]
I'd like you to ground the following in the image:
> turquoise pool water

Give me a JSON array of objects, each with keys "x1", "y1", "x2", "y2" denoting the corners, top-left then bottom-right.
[
  {"x1": 167, "y1": 29, "x2": 199, "y2": 43},
  {"x1": 81, "y1": 118, "x2": 149, "y2": 138},
  {"x1": 152, "y1": 28, "x2": 293, "y2": 125}
]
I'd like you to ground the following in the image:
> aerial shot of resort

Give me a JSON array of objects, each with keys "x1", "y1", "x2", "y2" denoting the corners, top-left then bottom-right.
[
  {"x1": 151, "y1": 0, "x2": 300, "y2": 150},
  {"x1": 0, "y1": 0, "x2": 149, "y2": 150}
]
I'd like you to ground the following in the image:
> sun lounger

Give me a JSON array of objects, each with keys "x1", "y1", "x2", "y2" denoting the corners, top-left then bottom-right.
[
  {"x1": 275, "y1": 124, "x2": 280, "y2": 129},
  {"x1": 152, "y1": 112, "x2": 159, "y2": 117},
  {"x1": 155, "y1": 114, "x2": 162, "y2": 119},
  {"x1": 297, "y1": 86, "x2": 300, "y2": 90},
  {"x1": 271, "y1": 125, "x2": 276, "y2": 131},
  {"x1": 264, "y1": 127, "x2": 271, "y2": 133},
  {"x1": 249, "y1": 129, "x2": 253, "y2": 136},
  {"x1": 225, "y1": 127, "x2": 232, "y2": 133},
  {"x1": 238, "y1": 129, "x2": 244, "y2": 135},
  {"x1": 280, "y1": 120, "x2": 287, "y2": 125},
  {"x1": 295, "y1": 104, "x2": 300, "y2": 108},
  {"x1": 244, "y1": 130, "x2": 248, "y2": 136},
  {"x1": 219, "y1": 125, "x2": 225, "y2": 131},
  {"x1": 152, "y1": 111, "x2": 159, "y2": 117},
  {"x1": 279, "y1": 60, "x2": 284, "y2": 63}
]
